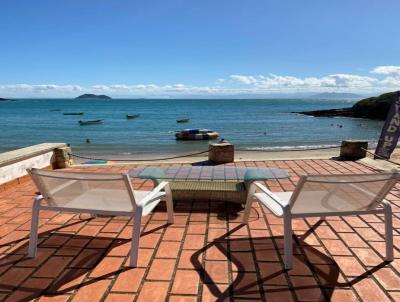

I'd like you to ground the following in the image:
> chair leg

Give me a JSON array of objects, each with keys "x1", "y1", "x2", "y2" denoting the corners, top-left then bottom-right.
[
  {"x1": 28, "y1": 199, "x2": 41, "y2": 258},
  {"x1": 165, "y1": 187, "x2": 174, "y2": 224},
  {"x1": 129, "y1": 209, "x2": 142, "y2": 267},
  {"x1": 242, "y1": 197, "x2": 253, "y2": 224},
  {"x1": 283, "y1": 209, "x2": 293, "y2": 270},
  {"x1": 242, "y1": 183, "x2": 257, "y2": 224},
  {"x1": 383, "y1": 202, "x2": 394, "y2": 261}
]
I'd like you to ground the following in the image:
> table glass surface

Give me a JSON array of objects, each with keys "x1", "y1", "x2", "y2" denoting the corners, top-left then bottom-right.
[{"x1": 128, "y1": 166, "x2": 289, "y2": 181}]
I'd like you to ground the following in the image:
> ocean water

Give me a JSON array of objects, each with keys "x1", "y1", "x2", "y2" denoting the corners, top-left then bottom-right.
[{"x1": 0, "y1": 98, "x2": 383, "y2": 157}]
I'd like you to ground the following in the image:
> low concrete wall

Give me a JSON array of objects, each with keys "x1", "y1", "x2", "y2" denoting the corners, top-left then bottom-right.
[{"x1": 0, "y1": 143, "x2": 69, "y2": 186}]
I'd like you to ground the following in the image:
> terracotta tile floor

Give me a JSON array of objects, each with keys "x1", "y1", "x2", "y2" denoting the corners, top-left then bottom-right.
[{"x1": 0, "y1": 159, "x2": 399, "y2": 301}]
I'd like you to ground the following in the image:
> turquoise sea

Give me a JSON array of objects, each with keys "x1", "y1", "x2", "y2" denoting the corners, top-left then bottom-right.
[{"x1": 0, "y1": 98, "x2": 383, "y2": 157}]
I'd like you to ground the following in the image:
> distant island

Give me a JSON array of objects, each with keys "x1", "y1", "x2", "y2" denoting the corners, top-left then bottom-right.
[
  {"x1": 75, "y1": 94, "x2": 112, "y2": 100},
  {"x1": 309, "y1": 92, "x2": 363, "y2": 99},
  {"x1": 295, "y1": 91, "x2": 397, "y2": 120},
  {"x1": 0, "y1": 97, "x2": 15, "y2": 102}
]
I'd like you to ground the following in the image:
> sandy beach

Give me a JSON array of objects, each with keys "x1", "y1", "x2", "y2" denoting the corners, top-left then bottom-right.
[
  {"x1": 74, "y1": 146, "x2": 400, "y2": 172},
  {"x1": 73, "y1": 147, "x2": 341, "y2": 164}
]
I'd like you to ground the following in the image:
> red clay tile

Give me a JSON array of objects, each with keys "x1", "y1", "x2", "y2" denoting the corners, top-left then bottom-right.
[
  {"x1": 187, "y1": 223, "x2": 207, "y2": 234},
  {"x1": 205, "y1": 261, "x2": 229, "y2": 283},
  {"x1": 353, "y1": 278, "x2": 391, "y2": 302},
  {"x1": 102, "y1": 222, "x2": 126, "y2": 233},
  {"x1": 104, "y1": 293, "x2": 135, "y2": 302},
  {"x1": 147, "y1": 258, "x2": 176, "y2": 280},
  {"x1": 206, "y1": 244, "x2": 228, "y2": 261},
  {"x1": 70, "y1": 249, "x2": 104, "y2": 268},
  {"x1": 89, "y1": 257, "x2": 124, "y2": 278},
  {"x1": 171, "y1": 270, "x2": 200, "y2": 295},
  {"x1": 329, "y1": 289, "x2": 358, "y2": 302},
  {"x1": 338, "y1": 232, "x2": 367, "y2": 248},
  {"x1": 86, "y1": 237, "x2": 113, "y2": 249},
  {"x1": 178, "y1": 250, "x2": 202, "y2": 270},
  {"x1": 263, "y1": 285, "x2": 294, "y2": 302},
  {"x1": 107, "y1": 241, "x2": 131, "y2": 257},
  {"x1": 139, "y1": 233, "x2": 161, "y2": 248},
  {"x1": 183, "y1": 234, "x2": 205, "y2": 250},
  {"x1": 77, "y1": 225, "x2": 102, "y2": 236},
  {"x1": 38, "y1": 295, "x2": 70, "y2": 302},
  {"x1": 231, "y1": 271, "x2": 261, "y2": 299},
  {"x1": 258, "y1": 262, "x2": 287, "y2": 285},
  {"x1": 136, "y1": 281, "x2": 169, "y2": 302},
  {"x1": 5, "y1": 277, "x2": 52, "y2": 301},
  {"x1": 33, "y1": 256, "x2": 73, "y2": 278},
  {"x1": 169, "y1": 295, "x2": 198, "y2": 302},
  {"x1": 314, "y1": 225, "x2": 338, "y2": 239},
  {"x1": 373, "y1": 267, "x2": 400, "y2": 290},
  {"x1": 163, "y1": 227, "x2": 185, "y2": 241},
  {"x1": 16, "y1": 247, "x2": 55, "y2": 267},
  {"x1": 354, "y1": 227, "x2": 383, "y2": 241},
  {"x1": 334, "y1": 256, "x2": 365, "y2": 277},
  {"x1": 155, "y1": 241, "x2": 181, "y2": 258},
  {"x1": 112, "y1": 268, "x2": 145, "y2": 292},
  {"x1": 291, "y1": 276, "x2": 324, "y2": 301},
  {"x1": 351, "y1": 248, "x2": 383, "y2": 267},
  {"x1": 207, "y1": 228, "x2": 227, "y2": 242},
  {"x1": 48, "y1": 268, "x2": 88, "y2": 294},
  {"x1": 321, "y1": 239, "x2": 352, "y2": 256},
  {"x1": 231, "y1": 251, "x2": 256, "y2": 272},
  {"x1": 71, "y1": 279, "x2": 111, "y2": 302},
  {"x1": 0, "y1": 267, "x2": 35, "y2": 290},
  {"x1": 202, "y1": 283, "x2": 229, "y2": 302}
]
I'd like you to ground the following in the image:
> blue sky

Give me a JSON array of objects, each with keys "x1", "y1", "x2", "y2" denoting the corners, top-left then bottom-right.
[{"x1": 1, "y1": 0, "x2": 400, "y2": 97}]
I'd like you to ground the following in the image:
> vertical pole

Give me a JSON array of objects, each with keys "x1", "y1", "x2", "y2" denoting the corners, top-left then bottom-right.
[
  {"x1": 129, "y1": 208, "x2": 142, "y2": 267},
  {"x1": 383, "y1": 201, "x2": 394, "y2": 261},
  {"x1": 283, "y1": 207, "x2": 293, "y2": 270},
  {"x1": 28, "y1": 198, "x2": 41, "y2": 258}
]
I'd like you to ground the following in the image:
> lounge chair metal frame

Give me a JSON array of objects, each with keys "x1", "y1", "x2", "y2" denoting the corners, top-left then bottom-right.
[
  {"x1": 242, "y1": 172, "x2": 398, "y2": 269},
  {"x1": 27, "y1": 168, "x2": 174, "y2": 267}
]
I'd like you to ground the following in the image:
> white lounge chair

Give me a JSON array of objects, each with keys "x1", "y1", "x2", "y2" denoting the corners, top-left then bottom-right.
[
  {"x1": 27, "y1": 168, "x2": 174, "y2": 267},
  {"x1": 242, "y1": 173, "x2": 398, "y2": 269}
]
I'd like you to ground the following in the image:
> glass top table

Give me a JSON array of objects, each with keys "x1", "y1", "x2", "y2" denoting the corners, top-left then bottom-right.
[{"x1": 128, "y1": 166, "x2": 289, "y2": 181}]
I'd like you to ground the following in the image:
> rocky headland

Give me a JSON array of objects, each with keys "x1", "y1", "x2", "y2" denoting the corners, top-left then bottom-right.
[{"x1": 295, "y1": 91, "x2": 397, "y2": 120}]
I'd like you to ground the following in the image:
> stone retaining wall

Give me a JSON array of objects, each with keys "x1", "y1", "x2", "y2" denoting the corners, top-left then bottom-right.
[{"x1": 0, "y1": 143, "x2": 71, "y2": 187}]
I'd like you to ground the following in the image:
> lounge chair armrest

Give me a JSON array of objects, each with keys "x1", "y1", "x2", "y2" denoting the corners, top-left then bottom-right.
[
  {"x1": 252, "y1": 182, "x2": 287, "y2": 209},
  {"x1": 137, "y1": 181, "x2": 170, "y2": 207}
]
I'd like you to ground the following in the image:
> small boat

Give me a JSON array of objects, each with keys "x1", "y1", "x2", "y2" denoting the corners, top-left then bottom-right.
[
  {"x1": 126, "y1": 114, "x2": 140, "y2": 119},
  {"x1": 175, "y1": 129, "x2": 219, "y2": 140},
  {"x1": 176, "y1": 118, "x2": 190, "y2": 123},
  {"x1": 79, "y1": 119, "x2": 104, "y2": 126},
  {"x1": 64, "y1": 112, "x2": 84, "y2": 115}
]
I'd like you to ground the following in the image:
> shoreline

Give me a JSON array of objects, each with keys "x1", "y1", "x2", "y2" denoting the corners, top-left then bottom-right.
[
  {"x1": 74, "y1": 147, "x2": 400, "y2": 172},
  {"x1": 73, "y1": 147, "x2": 345, "y2": 164},
  {"x1": 72, "y1": 148, "x2": 342, "y2": 164},
  {"x1": 74, "y1": 146, "x2": 400, "y2": 171}
]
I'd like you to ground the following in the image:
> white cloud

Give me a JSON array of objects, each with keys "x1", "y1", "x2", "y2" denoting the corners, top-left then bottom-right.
[
  {"x1": 230, "y1": 75, "x2": 258, "y2": 85},
  {"x1": 229, "y1": 73, "x2": 377, "y2": 90},
  {"x1": 371, "y1": 65, "x2": 400, "y2": 75},
  {"x1": 1, "y1": 65, "x2": 399, "y2": 97}
]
